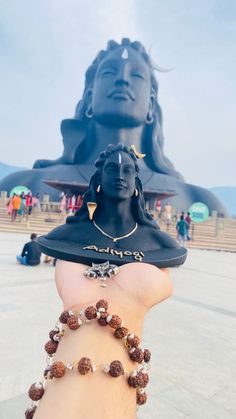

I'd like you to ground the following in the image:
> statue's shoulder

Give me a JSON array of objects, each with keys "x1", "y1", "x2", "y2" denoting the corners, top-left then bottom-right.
[
  {"x1": 60, "y1": 118, "x2": 87, "y2": 138},
  {"x1": 149, "y1": 226, "x2": 181, "y2": 249},
  {"x1": 132, "y1": 224, "x2": 180, "y2": 251},
  {"x1": 46, "y1": 216, "x2": 91, "y2": 241}
]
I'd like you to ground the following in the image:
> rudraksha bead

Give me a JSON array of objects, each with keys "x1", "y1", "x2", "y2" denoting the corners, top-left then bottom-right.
[
  {"x1": 127, "y1": 333, "x2": 140, "y2": 348},
  {"x1": 59, "y1": 310, "x2": 71, "y2": 324},
  {"x1": 49, "y1": 330, "x2": 58, "y2": 341},
  {"x1": 127, "y1": 373, "x2": 139, "y2": 388},
  {"x1": 137, "y1": 370, "x2": 149, "y2": 388},
  {"x1": 67, "y1": 315, "x2": 81, "y2": 330},
  {"x1": 28, "y1": 382, "x2": 44, "y2": 401},
  {"x1": 127, "y1": 370, "x2": 148, "y2": 388},
  {"x1": 96, "y1": 299, "x2": 109, "y2": 311},
  {"x1": 144, "y1": 349, "x2": 151, "y2": 363},
  {"x1": 25, "y1": 405, "x2": 36, "y2": 419},
  {"x1": 50, "y1": 361, "x2": 66, "y2": 378},
  {"x1": 109, "y1": 360, "x2": 124, "y2": 377},
  {"x1": 141, "y1": 371, "x2": 149, "y2": 388},
  {"x1": 44, "y1": 340, "x2": 58, "y2": 355},
  {"x1": 107, "y1": 314, "x2": 122, "y2": 329},
  {"x1": 97, "y1": 312, "x2": 109, "y2": 326},
  {"x1": 85, "y1": 306, "x2": 97, "y2": 320},
  {"x1": 114, "y1": 326, "x2": 129, "y2": 339},
  {"x1": 129, "y1": 347, "x2": 144, "y2": 363},
  {"x1": 77, "y1": 357, "x2": 92, "y2": 375},
  {"x1": 136, "y1": 390, "x2": 147, "y2": 405}
]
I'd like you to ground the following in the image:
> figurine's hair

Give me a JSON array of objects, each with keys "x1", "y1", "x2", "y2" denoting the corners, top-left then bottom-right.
[
  {"x1": 74, "y1": 144, "x2": 157, "y2": 228},
  {"x1": 74, "y1": 38, "x2": 184, "y2": 181},
  {"x1": 94, "y1": 143, "x2": 139, "y2": 173}
]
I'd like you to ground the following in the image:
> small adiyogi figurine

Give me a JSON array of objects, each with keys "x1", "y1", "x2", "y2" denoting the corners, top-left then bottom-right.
[
  {"x1": 25, "y1": 144, "x2": 187, "y2": 419},
  {"x1": 38, "y1": 144, "x2": 187, "y2": 268}
]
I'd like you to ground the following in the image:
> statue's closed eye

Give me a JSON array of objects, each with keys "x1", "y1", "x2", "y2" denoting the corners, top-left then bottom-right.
[
  {"x1": 131, "y1": 72, "x2": 145, "y2": 80},
  {"x1": 102, "y1": 70, "x2": 116, "y2": 76}
]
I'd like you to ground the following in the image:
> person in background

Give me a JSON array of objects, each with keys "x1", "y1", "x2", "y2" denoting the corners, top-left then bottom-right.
[
  {"x1": 164, "y1": 202, "x2": 172, "y2": 230},
  {"x1": 18, "y1": 192, "x2": 26, "y2": 220},
  {"x1": 67, "y1": 194, "x2": 76, "y2": 214},
  {"x1": 176, "y1": 215, "x2": 188, "y2": 247},
  {"x1": 185, "y1": 212, "x2": 192, "y2": 240},
  {"x1": 73, "y1": 195, "x2": 83, "y2": 212},
  {"x1": 33, "y1": 193, "x2": 41, "y2": 214},
  {"x1": 16, "y1": 233, "x2": 41, "y2": 266},
  {"x1": 26, "y1": 192, "x2": 33, "y2": 215},
  {"x1": 156, "y1": 200, "x2": 162, "y2": 219},
  {"x1": 6, "y1": 195, "x2": 13, "y2": 217},
  {"x1": 60, "y1": 192, "x2": 67, "y2": 213},
  {"x1": 11, "y1": 193, "x2": 22, "y2": 222}
]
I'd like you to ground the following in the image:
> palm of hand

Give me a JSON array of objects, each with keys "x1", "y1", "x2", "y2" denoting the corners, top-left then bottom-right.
[{"x1": 55, "y1": 260, "x2": 171, "y2": 316}]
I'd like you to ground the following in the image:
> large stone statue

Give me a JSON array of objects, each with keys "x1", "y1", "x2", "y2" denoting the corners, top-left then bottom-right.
[{"x1": 0, "y1": 38, "x2": 227, "y2": 214}]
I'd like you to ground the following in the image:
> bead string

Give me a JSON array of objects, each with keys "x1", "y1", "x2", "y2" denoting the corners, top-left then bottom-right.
[
  {"x1": 45, "y1": 299, "x2": 151, "y2": 364},
  {"x1": 45, "y1": 358, "x2": 149, "y2": 378},
  {"x1": 25, "y1": 299, "x2": 151, "y2": 418},
  {"x1": 27, "y1": 359, "x2": 148, "y2": 411},
  {"x1": 54, "y1": 358, "x2": 148, "y2": 389}
]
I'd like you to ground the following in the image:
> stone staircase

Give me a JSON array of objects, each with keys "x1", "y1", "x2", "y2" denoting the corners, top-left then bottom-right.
[
  {"x1": 0, "y1": 207, "x2": 235, "y2": 252},
  {"x1": 158, "y1": 217, "x2": 236, "y2": 252},
  {"x1": 0, "y1": 207, "x2": 65, "y2": 235}
]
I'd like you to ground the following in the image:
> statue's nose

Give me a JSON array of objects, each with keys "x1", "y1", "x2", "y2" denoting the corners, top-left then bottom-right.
[
  {"x1": 116, "y1": 167, "x2": 124, "y2": 180},
  {"x1": 115, "y1": 63, "x2": 129, "y2": 86},
  {"x1": 115, "y1": 78, "x2": 129, "y2": 87}
]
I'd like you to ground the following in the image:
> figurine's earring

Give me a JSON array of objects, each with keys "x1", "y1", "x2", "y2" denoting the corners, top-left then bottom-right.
[
  {"x1": 85, "y1": 106, "x2": 93, "y2": 118},
  {"x1": 146, "y1": 111, "x2": 153, "y2": 124},
  {"x1": 87, "y1": 202, "x2": 97, "y2": 220},
  {"x1": 96, "y1": 185, "x2": 101, "y2": 193},
  {"x1": 134, "y1": 188, "x2": 138, "y2": 197}
]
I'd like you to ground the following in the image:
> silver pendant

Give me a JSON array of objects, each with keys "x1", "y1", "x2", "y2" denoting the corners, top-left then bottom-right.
[{"x1": 85, "y1": 261, "x2": 119, "y2": 281}]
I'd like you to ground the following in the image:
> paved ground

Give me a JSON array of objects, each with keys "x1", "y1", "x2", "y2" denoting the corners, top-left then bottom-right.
[{"x1": 0, "y1": 232, "x2": 235, "y2": 419}]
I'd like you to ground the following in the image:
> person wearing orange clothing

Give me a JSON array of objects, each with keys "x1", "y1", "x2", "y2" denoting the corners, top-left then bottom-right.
[{"x1": 11, "y1": 193, "x2": 22, "y2": 222}]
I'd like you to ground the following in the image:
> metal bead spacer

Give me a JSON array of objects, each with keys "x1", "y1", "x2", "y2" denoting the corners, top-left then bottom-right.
[{"x1": 103, "y1": 364, "x2": 110, "y2": 373}]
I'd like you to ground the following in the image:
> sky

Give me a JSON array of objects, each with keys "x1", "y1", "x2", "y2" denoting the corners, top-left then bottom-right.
[{"x1": 0, "y1": 0, "x2": 235, "y2": 188}]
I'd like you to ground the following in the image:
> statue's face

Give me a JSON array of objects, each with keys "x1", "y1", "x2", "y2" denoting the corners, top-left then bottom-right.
[
  {"x1": 91, "y1": 47, "x2": 153, "y2": 127},
  {"x1": 101, "y1": 151, "x2": 136, "y2": 200}
]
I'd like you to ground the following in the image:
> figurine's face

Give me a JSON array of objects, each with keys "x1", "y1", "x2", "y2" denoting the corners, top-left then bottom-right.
[
  {"x1": 101, "y1": 151, "x2": 136, "y2": 200},
  {"x1": 91, "y1": 47, "x2": 153, "y2": 127}
]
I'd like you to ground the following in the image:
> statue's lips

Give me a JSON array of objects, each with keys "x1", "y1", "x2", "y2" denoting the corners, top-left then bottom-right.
[
  {"x1": 113, "y1": 183, "x2": 127, "y2": 189},
  {"x1": 107, "y1": 89, "x2": 134, "y2": 101}
]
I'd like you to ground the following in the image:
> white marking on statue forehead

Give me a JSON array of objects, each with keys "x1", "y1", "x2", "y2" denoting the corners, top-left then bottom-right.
[
  {"x1": 121, "y1": 48, "x2": 129, "y2": 60},
  {"x1": 118, "y1": 153, "x2": 122, "y2": 164}
]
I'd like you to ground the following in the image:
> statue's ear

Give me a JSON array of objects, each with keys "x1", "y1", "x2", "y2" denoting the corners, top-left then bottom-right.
[
  {"x1": 86, "y1": 88, "x2": 93, "y2": 107},
  {"x1": 96, "y1": 173, "x2": 102, "y2": 187},
  {"x1": 85, "y1": 88, "x2": 93, "y2": 118},
  {"x1": 149, "y1": 91, "x2": 155, "y2": 115},
  {"x1": 146, "y1": 91, "x2": 155, "y2": 125}
]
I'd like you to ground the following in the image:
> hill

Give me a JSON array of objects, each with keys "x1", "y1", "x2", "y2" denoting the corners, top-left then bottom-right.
[
  {"x1": 209, "y1": 187, "x2": 236, "y2": 217},
  {"x1": 0, "y1": 161, "x2": 28, "y2": 180}
]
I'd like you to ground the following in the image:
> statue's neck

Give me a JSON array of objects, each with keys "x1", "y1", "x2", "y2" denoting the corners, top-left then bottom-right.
[
  {"x1": 86, "y1": 123, "x2": 145, "y2": 163},
  {"x1": 94, "y1": 196, "x2": 135, "y2": 236}
]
